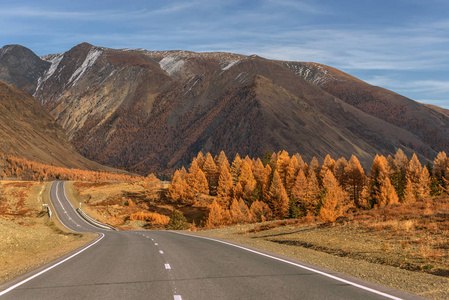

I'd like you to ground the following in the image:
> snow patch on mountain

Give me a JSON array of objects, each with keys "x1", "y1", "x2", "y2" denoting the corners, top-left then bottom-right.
[
  {"x1": 159, "y1": 56, "x2": 185, "y2": 76},
  {"x1": 283, "y1": 62, "x2": 334, "y2": 86},
  {"x1": 68, "y1": 48, "x2": 103, "y2": 86},
  {"x1": 221, "y1": 60, "x2": 240, "y2": 71},
  {"x1": 34, "y1": 53, "x2": 64, "y2": 96}
]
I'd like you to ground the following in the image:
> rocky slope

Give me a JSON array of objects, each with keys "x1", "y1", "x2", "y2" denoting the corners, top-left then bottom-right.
[
  {"x1": 1, "y1": 43, "x2": 447, "y2": 175},
  {"x1": 0, "y1": 80, "x2": 118, "y2": 171}
]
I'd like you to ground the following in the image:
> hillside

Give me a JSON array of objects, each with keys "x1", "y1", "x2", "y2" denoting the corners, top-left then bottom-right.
[
  {"x1": 0, "y1": 80, "x2": 120, "y2": 171},
  {"x1": 280, "y1": 61, "x2": 449, "y2": 155},
  {"x1": 1, "y1": 43, "x2": 448, "y2": 175}
]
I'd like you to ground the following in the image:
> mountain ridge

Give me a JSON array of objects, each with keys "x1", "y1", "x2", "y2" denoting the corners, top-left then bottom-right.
[{"x1": 0, "y1": 43, "x2": 447, "y2": 175}]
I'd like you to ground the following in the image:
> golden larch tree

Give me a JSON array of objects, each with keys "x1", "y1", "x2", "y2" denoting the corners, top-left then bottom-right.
[
  {"x1": 216, "y1": 165, "x2": 233, "y2": 208},
  {"x1": 376, "y1": 176, "x2": 399, "y2": 207},
  {"x1": 196, "y1": 152, "x2": 205, "y2": 169},
  {"x1": 344, "y1": 155, "x2": 366, "y2": 208},
  {"x1": 168, "y1": 168, "x2": 188, "y2": 202},
  {"x1": 285, "y1": 155, "x2": 299, "y2": 196},
  {"x1": 304, "y1": 171, "x2": 320, "y2": 215},
  {"x1": 204, "y1": 200, "x2": 229, "y2": 228},
  {"x1": 215, "y1": 151, "x2": 230, "y2": 174},
  {"x1": 268, "y1": 170, "x2": 289, "y2": 219},
  {"x1": 230, "y1": 198, "x2": 251, "y2": 224},
  {"x1": 276, "y1": 150, "x2": 291, "y2": 186},
  {"x1": 334, "y1": 157, "x2": 348, "y2": 187},
  {"x1": 249, "y1": 201, "x2": 272, "y2": 222},
  {"x1": 230, "y1": 154, "x2": 242, "y2": 185},
  {"x1": 309, "y1": 157, "x2": 321, "y2": 180},
  {"x1": 417, "y1": 167, "x2": 431, "y2": 200},
  {"x1": 319, "y1": 170, "x2": 347, "y2": 222},
  {"x1": 320, "y1": 154, "x2": 336, "y2": 178},
  {"x1": 203, "y1": 153, "x2": 218, "y2": 194},
  {"x1": 238, "y1": 161, "x2": 256, "y2": 203},
  {"x1": 291, "y1": 169, "x2": 308, "y2": 214},
  {"x1": 186, "y1": 159, "x2": 209, "y2": 196}
]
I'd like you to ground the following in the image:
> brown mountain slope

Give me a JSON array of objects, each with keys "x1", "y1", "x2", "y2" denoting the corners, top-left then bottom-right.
[
  {"x1": 280, "y1": 61, "x2": 449, "y2": 154},
  {"x1": 0, "y1": 80, "x2": 119, "y2": 171},
  {"x1": 0, "y1": 43, "x2": 446, "y2": 175}
]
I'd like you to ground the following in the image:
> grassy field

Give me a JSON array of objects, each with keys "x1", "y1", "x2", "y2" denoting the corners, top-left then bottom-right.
[{"x1": 0, "y1": 181, "x2": 96, "y2": 283}]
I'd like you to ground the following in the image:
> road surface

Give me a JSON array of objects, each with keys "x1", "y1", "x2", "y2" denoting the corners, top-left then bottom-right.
[{"x1": 0, "y1": 181, "x2": 425, "y2": 299}]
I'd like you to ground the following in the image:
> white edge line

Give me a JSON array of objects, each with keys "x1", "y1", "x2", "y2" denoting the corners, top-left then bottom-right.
[
  {"x1": 54, "y1": 182, "x2": 75, "y2": 232},
  {"x1": 61, "y1": 182, "x2": 95, "y2": 229},
  {"x1": 170, "y1": 231, "x2": 402, "y2": 300},
  {"x1": 0, "y1": 233, "x2": 105, "y2": 296}
]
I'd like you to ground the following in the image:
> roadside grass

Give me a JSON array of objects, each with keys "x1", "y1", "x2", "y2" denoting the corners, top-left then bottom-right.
[{"x1": 0, "y1": 181, "x2": 96, "y2": 283}]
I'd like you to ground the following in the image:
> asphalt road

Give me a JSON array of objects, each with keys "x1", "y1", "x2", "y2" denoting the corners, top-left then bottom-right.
[{"x1": 0, "y1": 181, "x2": 426, "y2": 299}]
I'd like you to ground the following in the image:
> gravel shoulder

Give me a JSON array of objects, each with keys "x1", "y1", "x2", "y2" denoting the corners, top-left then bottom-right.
[{"x1": 189, "y1": 223, "x2": 449, "y2": 300}]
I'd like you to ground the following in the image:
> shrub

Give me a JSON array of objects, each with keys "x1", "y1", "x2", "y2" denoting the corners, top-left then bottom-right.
[{"x1": 166, "y1": 210, "x2": 190, "y2": 230}]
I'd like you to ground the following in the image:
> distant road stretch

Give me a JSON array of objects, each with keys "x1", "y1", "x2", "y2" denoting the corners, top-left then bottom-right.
[{"x1": 0, "y1": 181, "x2": 425, "y2": 299}]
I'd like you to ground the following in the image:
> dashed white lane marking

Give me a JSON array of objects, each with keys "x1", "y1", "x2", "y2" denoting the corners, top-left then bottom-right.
[
  {"x1": 174, "y1": 295, "x2": 182, "y2": 300},
  {"x1": 159, "y1": 250, "x2": 164, "y2": 254},
  {"x1": 155, "y1": 243, "x2": 158, "y2": 246},
  {"x1": 0, "y1": 234, "x2": 105, "y2": 296},
  {"x1": 171, "y1": 231, "x2": 403, "y2": 300},
  {"x1": 165, "y1": 263, "x2": 171, "y2": 270}
]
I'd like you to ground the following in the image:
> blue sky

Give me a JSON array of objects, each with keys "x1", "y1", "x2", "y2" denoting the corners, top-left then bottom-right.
[{"x1": 1, "y1": 0, "x2": 448, "y2": 108}]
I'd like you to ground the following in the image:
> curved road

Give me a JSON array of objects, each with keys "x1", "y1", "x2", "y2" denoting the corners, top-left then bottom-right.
[{"x1": 0, "y1": 181, "x2": 425, "y2": 299}]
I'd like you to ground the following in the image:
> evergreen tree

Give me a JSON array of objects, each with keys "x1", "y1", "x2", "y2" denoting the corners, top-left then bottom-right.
[
  {"x1": 262, "y1": 150, "x2": 272, "y2": 167},
  {"x1": 167, "y1": 210, "x2": 189, "y2": 230}
]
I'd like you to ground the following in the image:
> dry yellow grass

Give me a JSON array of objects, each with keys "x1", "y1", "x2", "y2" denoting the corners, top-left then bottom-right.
[{"x1": 0, "y1": 181, "x2": 96, "y2": 283}]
